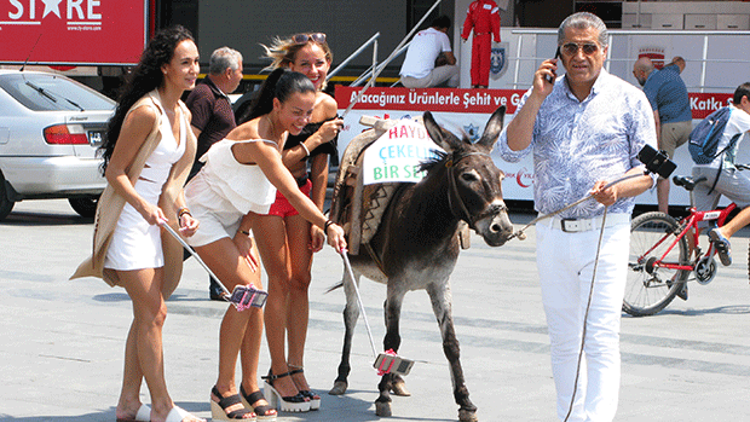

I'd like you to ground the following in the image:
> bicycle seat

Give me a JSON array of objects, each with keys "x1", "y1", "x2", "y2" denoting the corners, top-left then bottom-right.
[{"x1": 672, "y1": 175, "x2": 707, "y2": 191}]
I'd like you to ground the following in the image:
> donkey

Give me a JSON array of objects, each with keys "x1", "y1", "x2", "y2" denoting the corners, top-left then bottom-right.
[{"x1": 327, "y1": 106, "x2": 513, "y2": 422}]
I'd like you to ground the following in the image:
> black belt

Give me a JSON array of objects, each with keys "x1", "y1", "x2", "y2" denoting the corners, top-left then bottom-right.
[{"x1": 295, "y1": 174, "x2": 309, "y2": 187}]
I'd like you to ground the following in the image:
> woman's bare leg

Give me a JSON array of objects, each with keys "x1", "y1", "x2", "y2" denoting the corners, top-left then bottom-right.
[
  {"x1": 115, "y1": 318, "x2": 146, "y2": 420},
  {"x1": 237, "y1": 236, "x2": 272, "y2": 408},
  {"x1": 195, "y1": 237, "x2": 259, "y2": 419},
  {"x1": 284, "y1": 214, "x2": 314, "y2": 391},
  {"x1": 119, "y1": 267, "x2": 206, "y2": 422},
  {"x1": 250, "y1": 213, "x2": 299, "y2": 397}
]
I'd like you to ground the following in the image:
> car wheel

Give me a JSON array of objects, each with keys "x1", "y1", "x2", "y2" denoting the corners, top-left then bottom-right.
[
  {"x1": 68, "y1": 195, "x2": 99, "y2": 218},
  {"x1": 0, "y1": 174, "x2": 14, "y2": 221}
]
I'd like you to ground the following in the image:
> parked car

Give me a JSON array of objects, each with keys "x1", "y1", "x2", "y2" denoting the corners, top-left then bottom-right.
[{"x1": 0, "y1": 70, "x2": 115, "y2": 220}]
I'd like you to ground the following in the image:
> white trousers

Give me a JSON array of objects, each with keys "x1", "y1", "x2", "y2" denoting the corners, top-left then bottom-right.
[
  {"x1": 400, "y1": 64, "x2": 459, "y2": 88},
  {"x1": 536, "y1": 218, "x2": 630, "y2": 422}
]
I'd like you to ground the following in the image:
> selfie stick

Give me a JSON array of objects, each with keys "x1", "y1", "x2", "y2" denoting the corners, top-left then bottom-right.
[
  {"x1": 339, "y1": 250, "x2": 414, "y2": 376},
  {"x1": 159, "y1": 220, "x2": 267, "y2": 311}
]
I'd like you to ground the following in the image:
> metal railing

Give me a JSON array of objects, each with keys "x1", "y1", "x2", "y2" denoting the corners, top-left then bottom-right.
[{"x1": 508, "y1": 28, "x2": 750, "y2": 92}]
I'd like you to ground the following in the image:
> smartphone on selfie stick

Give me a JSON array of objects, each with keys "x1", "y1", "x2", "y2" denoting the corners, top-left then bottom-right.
[{"x1": 637, "y1": 144, "x2": 676, "y2": 179}]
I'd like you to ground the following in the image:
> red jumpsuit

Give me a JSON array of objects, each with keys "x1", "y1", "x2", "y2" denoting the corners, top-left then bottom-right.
[{"x1": 461, "y1": 0, "x2": 501, "y2": 88}]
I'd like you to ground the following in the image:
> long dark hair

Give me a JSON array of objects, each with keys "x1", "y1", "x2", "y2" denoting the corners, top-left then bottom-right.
[
  {"x1": 99, "y1": 25, "x2": 195, "y2": 174},
  {"x1": 236, "y1": 68, "x2": 316, "y2": 124}
]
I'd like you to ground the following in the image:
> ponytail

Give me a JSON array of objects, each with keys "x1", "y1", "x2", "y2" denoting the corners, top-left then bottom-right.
[{"x1": 237, "y1": 68, "x2": 316, "y2": 124}]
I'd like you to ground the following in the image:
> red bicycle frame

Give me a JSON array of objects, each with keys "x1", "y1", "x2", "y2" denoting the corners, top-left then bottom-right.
[{"x1": 637, "y1": 203, "x2": 737, "y2": 272}]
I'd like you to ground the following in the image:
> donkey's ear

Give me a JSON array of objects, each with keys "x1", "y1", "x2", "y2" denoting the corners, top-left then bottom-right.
[
  {"x1": 424, "y1": 111, "x2": 462, "y2": 152},
  {"x1": 477, "y1": 106, "x2": 506, "y2": 149}
]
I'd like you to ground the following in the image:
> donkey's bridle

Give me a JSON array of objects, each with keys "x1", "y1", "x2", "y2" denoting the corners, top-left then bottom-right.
[{"x1": 445, "y1": 151, "x2": 506, "y2": 232}]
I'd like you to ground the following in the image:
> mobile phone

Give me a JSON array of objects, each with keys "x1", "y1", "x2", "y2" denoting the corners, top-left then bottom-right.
[
  {"x1": 545, "y1": 47, "x2": 561, "y2": 84},
  {"x1": 229, "y1": 285, "x2": 268, "y2": 309},
  {"x1": 373, "y1": 353, "x2": 415, "y2": 376},
  {"x1": 637, "y1": 144, "x2": 676, "y2": 179}
]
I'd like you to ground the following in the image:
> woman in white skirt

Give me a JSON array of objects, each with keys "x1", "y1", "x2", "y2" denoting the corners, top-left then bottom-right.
[
  {"x1": 72, "y1": 26, "x2": 203, "y2": 422},
  {"x1": 184, "y1": 68, "x2": 346, "y2": 420}
]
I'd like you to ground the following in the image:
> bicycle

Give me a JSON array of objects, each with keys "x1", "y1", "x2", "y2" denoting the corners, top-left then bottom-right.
[{"x1": 623, "y1": 164, "x2": 750, "y2": 316}]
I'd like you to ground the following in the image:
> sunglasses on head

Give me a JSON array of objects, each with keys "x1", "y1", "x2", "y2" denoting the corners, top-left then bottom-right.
[
  {"x1": 561, "y1": 42, "x2": 599, "y2": 56},
  {"x1": 292, "y1": 33, "x2": 326, "y2": 45}
]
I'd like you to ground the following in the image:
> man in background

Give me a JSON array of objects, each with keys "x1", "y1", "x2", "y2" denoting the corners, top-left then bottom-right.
[
  {"x1": 633, "y1": 55, "x2": 692, "y2": 213},
  {"x1": 399, "y1": 15, "x2": 459, "y2": 88}
]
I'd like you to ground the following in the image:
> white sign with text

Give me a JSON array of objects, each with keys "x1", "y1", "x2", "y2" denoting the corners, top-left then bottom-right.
[{"x1": 362, "y1": 119, "x2": 444, "y2": 185}]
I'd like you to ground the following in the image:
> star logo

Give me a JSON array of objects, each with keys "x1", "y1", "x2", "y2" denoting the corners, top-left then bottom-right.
[
  {"x1": 463, "y1": 123, "x2": 480, "y2": 143},
  {"x1": 41, "y1": 0, "x2": 63, "y2": 19}
]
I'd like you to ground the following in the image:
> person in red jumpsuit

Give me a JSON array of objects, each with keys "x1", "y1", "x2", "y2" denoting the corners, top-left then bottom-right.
[{"x1": 461, "y1": 0, "x2": 501, "y2": 88}]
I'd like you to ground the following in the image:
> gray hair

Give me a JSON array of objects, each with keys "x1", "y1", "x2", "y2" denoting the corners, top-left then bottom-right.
[
  {"x1": 208, "y1": 47, "x2": 243, "y2": 75},
  {"x1": 558, "y1": 12, "x2": 608, "y2": 49}
]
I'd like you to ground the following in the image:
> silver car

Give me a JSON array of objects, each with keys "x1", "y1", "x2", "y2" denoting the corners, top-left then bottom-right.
[{"x1": 0, "y1": 70, "x2": 115, "y2": 220}]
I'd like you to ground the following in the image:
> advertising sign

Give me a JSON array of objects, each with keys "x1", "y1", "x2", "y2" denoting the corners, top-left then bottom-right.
[
  {"x1": 0, "y1": 0, "x2": 148, "y2": 65},
  {"x1": 361, "y1": 119, "x2": 444, "y2": 185}
]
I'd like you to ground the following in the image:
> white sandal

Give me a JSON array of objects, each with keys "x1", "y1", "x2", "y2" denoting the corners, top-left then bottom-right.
[
  {"x1": 115, "y1": 403, "x2": 151, "y2": 422},
  {"x1": 165, "y1": 406, "x2": 206, "y2": 422}
]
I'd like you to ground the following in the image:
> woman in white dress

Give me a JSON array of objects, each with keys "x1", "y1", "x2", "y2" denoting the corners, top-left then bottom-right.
[
  {"x1": 73, "y1": 26, "x2": 203, "y2": 422},
  {"x1": 184, "y1": 68, "x2": 346, "y2": 420}
]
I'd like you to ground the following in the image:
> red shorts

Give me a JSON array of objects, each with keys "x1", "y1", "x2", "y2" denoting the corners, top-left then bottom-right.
[{"x1": 265, "y1": 178, "x2": 312, "y2": 218}]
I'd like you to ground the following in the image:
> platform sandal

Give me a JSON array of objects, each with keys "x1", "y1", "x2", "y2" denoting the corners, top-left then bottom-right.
[
  {"x1": 210, "y1": 386, "x2": 256, "y2": 421},
  {"x1": 262, "y1": 370, "x2": 311, "y2": 412},
  {"x1": 240, "y1": 384, "x2": 278, "y2": 421},
  {"x1": 289, "y1": 368, "x2": 321, "y2": 410}
]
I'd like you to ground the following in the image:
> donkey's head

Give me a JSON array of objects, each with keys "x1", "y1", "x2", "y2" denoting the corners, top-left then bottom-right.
[{"x1": 422, "y1": 106, "x2": 514, "y2": 247}]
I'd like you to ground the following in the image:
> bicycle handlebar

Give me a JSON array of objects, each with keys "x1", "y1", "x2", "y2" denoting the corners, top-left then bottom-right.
[
  {"x1": 673, "y1": 175, "x2": 707, "y2": 191},
  {"x1": 673, "y1": 163, "x2": 750, "y2": 192}
]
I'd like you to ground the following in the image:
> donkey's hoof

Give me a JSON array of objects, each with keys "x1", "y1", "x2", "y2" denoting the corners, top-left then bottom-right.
[
  {"x1": 390, "y1": 381, "x2": 411, "y2": 397},
  {"x1": 328, "y1": 381, "x2": 348, "y2": 395},
  {"x1": 459, "y1": 408, "x2": 478, "y2": 422},
  {"x1": 375, "y1": 401, "x2": 392, "y2": 417}
]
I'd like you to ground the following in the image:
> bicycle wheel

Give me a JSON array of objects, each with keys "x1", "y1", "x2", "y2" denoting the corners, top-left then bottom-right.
[{"x1": 623, "y1": 212, "x2": 690, "y2": 317}]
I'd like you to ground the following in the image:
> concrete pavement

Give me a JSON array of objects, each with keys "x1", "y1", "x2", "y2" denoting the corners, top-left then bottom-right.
[{"x1": 2, "y1": 199, "x2": 750, "y2": 421}]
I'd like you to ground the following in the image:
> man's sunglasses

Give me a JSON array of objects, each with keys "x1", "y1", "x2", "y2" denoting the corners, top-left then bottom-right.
[
  {"x1": 560, "y1": 42, "x2": 599, "y2": 56},
  {"x1": 292, "y1": 33, "x2": 326, "y2": 45}
]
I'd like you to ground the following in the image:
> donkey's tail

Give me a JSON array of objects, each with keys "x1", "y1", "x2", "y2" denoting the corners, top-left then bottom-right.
[{"x1": 325, "y1": 282, "x2": 344, "y2": 294}]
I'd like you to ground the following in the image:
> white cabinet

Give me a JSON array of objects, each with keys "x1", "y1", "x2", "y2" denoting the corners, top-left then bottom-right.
[
  {"x1": 685, "y1": 14, "x2": 716, "y2": 30},
  {"x1": 717, "y1": 14, "x2": 750, "y2": 30},
  {"x1": 652, "y1": 13, "x2": 684, "y2": 29},
  {"x1": 622, "y1": 13, "x2": 651, "y2": 29},
  {"x1": 622, "y1": 1, "x2": 750, "y2": 31}
]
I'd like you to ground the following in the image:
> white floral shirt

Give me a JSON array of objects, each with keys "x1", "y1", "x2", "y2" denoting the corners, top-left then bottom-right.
[{"x1": 498, "y1": 69, "x2": 657, "y2": 219}]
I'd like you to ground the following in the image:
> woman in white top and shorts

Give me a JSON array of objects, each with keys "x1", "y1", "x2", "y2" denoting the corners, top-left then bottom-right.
[{"x1": 184, "y1": 68, "x2": 346, "y2": 420}]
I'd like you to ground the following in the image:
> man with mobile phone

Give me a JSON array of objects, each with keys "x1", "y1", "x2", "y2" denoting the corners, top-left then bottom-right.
[{"x1": 498, "y1": 12, "x2": 657, "y2": 422}]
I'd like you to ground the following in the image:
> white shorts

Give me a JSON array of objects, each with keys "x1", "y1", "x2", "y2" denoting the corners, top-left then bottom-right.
[
  {"x1": 692, "y1": 166, "x2": 750, "y2": 212},
  {"x1": 185, "y1": 173, "x2": 246, "y2": 247}
]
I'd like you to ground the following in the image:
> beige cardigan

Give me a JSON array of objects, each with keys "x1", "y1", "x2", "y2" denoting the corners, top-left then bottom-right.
[{"x1": 71, "y1": 90, "x2": 197, "y2": 288}]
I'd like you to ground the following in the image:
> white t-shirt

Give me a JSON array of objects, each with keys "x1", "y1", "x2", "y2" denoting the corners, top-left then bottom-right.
[
  {"x1": 399, "y1": 27, "x2": 452, "y2": 79},
  {"x1": 697, "y1": 104, "x2": 750, "y2": 169}
]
